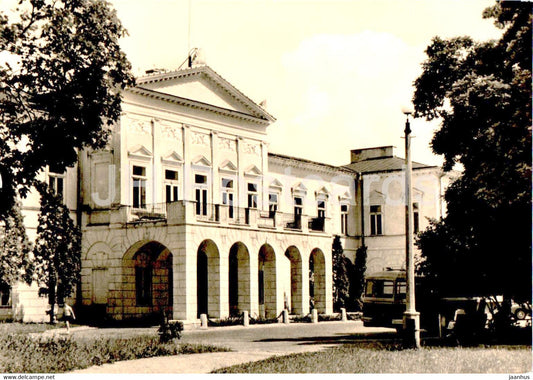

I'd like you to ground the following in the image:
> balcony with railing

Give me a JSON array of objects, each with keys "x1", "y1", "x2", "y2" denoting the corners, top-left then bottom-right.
[{"x1": 84, "y1": 200, "x2": 331, "y2": 234}]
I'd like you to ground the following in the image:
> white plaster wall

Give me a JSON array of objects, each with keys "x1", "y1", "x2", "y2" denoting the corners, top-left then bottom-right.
[{"x1": 362, "y1": 168, "x2": 447, "y2": 275}]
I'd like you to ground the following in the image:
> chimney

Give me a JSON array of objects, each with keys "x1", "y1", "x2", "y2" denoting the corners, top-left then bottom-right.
[{"x1": 350, "y1": 146, "x2": 394, "y2": 163}]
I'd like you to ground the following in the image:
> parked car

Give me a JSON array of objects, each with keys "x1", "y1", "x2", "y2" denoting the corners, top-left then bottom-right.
[{"x1": 512, "y1": 301, "x2": 531, "y2": 320}]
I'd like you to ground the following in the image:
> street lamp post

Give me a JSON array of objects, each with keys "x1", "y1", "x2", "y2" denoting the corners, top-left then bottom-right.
[{"x1": 403, "y1": 109, "x2": 420, "y2": 349}]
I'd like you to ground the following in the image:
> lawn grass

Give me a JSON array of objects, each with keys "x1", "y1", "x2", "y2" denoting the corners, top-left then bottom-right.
[
  {"x1": 213, "y1": 343, "x2": 532, "y2": 374},
  {"x1": 0, "y1": 329, "x2": 229, "y2": 373},
  {"x1": 0, "y1": 322, "x2": 65, "y2": 335}
]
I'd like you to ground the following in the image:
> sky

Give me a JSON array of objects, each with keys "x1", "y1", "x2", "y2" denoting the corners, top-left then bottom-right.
[{"x1": 111, "y1": 1, "x2": 502, "y2": 166}]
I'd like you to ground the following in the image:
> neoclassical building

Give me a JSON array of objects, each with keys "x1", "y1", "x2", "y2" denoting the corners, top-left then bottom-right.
[
  {"x1": 7, "y1": 59, "x2": 452, "y2": 323},
  {"x1": 77, "y1": 63, "x2": 360, "y2": 323}
]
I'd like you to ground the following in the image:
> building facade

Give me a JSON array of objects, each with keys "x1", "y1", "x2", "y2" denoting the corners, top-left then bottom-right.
[
  {"x1": 77, "y1": 64, "x2": 361, "y2": 323},
  {"x1": 344, "y1": 146, "x2": 451, "y2": 274},
  {"x1": 8, "y1": 61, "x2": 453, "y2": 323}
]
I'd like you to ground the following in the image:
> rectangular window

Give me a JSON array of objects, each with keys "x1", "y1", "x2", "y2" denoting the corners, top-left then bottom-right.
[
  {"x1": 293, "y1": 196, "x2": 303, "y2": 229},
  {"x1": 247, "y1": 182, "x2": 258, "y2": 209},
  {"x1": 269, "y1": 193, "x2": 278, "y2": 215},
  {"x1": 194, "y1": 174, "x2": 208, "y2": 216},
  {"x1": 135, "y1": 266, "x2": 152, "y2": 306},
  {"x1": 370, "y1": 205, "x2": 383, "y2": 235},
  {"x1": 0, "y1": 283, "x2": 10, "y2": 306},
  {"x1": 222, "y1": 178, "x2": 234, "y2": 219},
  {"x1": 317, "y1": 200, "x2": 326, "y2": 218},
  {"x1": 413, "y1": 202, "x2": 420, "y2": 233},
  {"x1": 294, "y1": 197, "x2": 303, "y2": 215},
  {"x1": 195, "y1": 188, "x2": 208, "y2": 216},
  {"x1": 341, "y1": 204, "x2": 348, "y2": 235},
  {"x1": 164, "y1": 169, "x2": 179, "y2": 203},
  {"x1": 195, "y1": 174, "x2": 207, "y2": 184},
  {"x1": 48, "y1": 172, "x2": 64, "y2": 197},
  {"x1": 222, "y1": 178, "x2": 233, "y2": 189},
  {"x1": 132, "y1": 165, "x2": 147, "y2": 209}
]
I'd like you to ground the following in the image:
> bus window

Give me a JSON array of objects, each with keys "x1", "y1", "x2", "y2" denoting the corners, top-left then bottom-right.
[
  {"x1": 365, "y1": 280, "x2": 394, "y2": 298},
  {"x1": 396, "y1": 280, "x2": 406, "y2": 300},
  {"x1": 365, "y1": 281, "x2": 374, "y2": 297}
]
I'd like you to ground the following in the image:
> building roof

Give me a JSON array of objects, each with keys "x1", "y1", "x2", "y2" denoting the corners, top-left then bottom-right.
[
  {"x1": 343, "y1": 156, "x2": 435, "y2": 174},
  {"x1": 268, "y1": 152, "x2": 357, "y2": 176},
  {"x1": 132, "y1": 65, "x2": 275, "y2": 123}
]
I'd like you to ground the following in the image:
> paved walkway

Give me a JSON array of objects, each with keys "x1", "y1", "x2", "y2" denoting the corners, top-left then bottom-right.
[{"x1": 68, "y1": 321, "x2": 396, "y2": 374}]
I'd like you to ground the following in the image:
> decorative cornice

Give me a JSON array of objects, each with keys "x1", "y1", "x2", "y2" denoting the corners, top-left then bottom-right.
[{"x1": 268, "y1": 152, "x2": 356, "y2": 177}]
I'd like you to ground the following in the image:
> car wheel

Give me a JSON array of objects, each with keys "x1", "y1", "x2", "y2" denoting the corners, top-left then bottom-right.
[{"x1": 515, "y1": 309, "x2": 526, "y2": 320}]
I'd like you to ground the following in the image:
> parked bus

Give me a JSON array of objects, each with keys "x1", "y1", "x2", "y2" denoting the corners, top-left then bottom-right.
[
  {"x1": 362, "y1": 269, "x2": 409, "y2": 332},
  {"x1": 362, "y1": 269, "x2": 499, "y2": 338}
]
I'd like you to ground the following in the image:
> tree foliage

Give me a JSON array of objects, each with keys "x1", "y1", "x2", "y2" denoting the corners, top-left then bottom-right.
[
  {"x1": 0, "y1": 201, "x2": 33, "y2": 287},
  {"x1": 414, "y1": 1, "x2": 531, "y2": 302},
  {"x1": 0, "y1": 0, "x2": 134, "y2": 215},
  {"x1": 332, "y1": 235, "x2": 350, "y2": 311},
  {"x1": 33, "y1": 183, "x2": 81, "y2": 322},
  {"x1": 351, "y1": 245, "x2": 367, "y2": 310}
]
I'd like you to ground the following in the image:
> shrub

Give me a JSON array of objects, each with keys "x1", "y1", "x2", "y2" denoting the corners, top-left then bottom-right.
[
  {"x1": 249, "y1": 315, "x2": 279, "y2": 325},
  {"x1": 158, "y1": 319, "x2": 183, "y2": 342},
  {"x1": 208, "y1": 316, "x2": 243, "y2": 327},
  {"x1": 0, "y1": 333, "x2": 227, "y2": 373}
]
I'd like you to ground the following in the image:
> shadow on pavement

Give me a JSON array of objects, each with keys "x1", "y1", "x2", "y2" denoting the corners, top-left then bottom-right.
[{"x1": 254, "y1": 331, "x2": 400, "y2": 347}]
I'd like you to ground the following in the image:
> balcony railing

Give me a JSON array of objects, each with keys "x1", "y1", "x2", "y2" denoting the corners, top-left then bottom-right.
[
  {"x1": 130, "y1": 203, "x2": 167, "y2": 221},
  {"x1": 309, "y1": 216, "x2": 325, "y2": 232},
  {"x1": 84, "y1": 200, "x2": 331, "y2": 234}
]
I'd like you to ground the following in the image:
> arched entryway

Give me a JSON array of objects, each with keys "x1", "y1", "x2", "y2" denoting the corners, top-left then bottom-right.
[
  {"x1": 309, "y1": 248, "x2": 326, "y2": 313},
  {"x1": 228, "y1": 242, "x2": 251, "y2": 316},
  {"x1": 122, "y1": 241, "x2": 173, "y2": 320},
  {"x1": 258, "y1": 244, "x2": 277, "y2": 319},
  {"x1": 197, "y1": 239, "x2": 220, "y2": 318},
  {"x1": 285, "y1": 246, "x2": 303, "y2": 314}
]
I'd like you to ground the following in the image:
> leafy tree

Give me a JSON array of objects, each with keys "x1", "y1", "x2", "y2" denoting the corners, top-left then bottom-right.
[
  {"x1": 33, "y1": 183, "x2": 81, "y2": 323},
  {"x1": 332, "y1": 235, "x2": 350, "y2": 311},
  {"x1": 350, "y1": 245, "x2": 367, "y2": 311},
  {"x1": 0, "y1": 201, "x2": 33, "y2": 291},
  {"x1": 414, "y1": 1, "x2": 531, "y2": 305},
  {"x1": 0, "y1": 0, "x2": 134, "y2": 215}
]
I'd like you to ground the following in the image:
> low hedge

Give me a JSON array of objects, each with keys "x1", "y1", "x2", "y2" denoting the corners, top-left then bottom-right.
[{"x1": 0, "y1": 334, "x2": 229, "y2": 373}]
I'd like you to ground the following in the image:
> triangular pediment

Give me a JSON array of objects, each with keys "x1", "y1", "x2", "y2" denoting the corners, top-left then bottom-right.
[
  {"x1": 244, "y1": 164, "x2": 262, "y2": 177},
  {"x1": 161, "y1": 151, "x2": 183, "y2": 165},
  {"x1": 292, "y1": 182, "x2": 307, "y2": 196},
  {"x1": 316, "y1": 186, "x2": 330, "y2": 197},
  {"x1": 192, "y1": 155, "x2": 211, "y2": 167},
  {"x1": 413, "y1": 187, "x2": 424, "y2": 202},
  {"x1": 339, "y1": 191, "x2": 352, "y2": 202},
  {"x1": 269, "y1": 179, "x2": 283, "y2": 189},
  {"x1": 369, "y1": 190, "x2": 385, "y2": 203},
  {"x1": 135, "y1": 66, "x2": 274, "y2": 122},
  {"x1": 128, "y1": 144, "x2": 152, "y2": 159},
  {"x1": 219, "y1": 159, "x2": 237, "y2": 172}
]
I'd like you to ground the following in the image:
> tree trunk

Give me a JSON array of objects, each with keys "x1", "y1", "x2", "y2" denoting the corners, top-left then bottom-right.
[{"x1": 48, "y1": 270, "x2": 57, "y2": 324}]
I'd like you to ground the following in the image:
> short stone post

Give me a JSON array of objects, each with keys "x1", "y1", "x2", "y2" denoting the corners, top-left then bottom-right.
[
  {"x1": 312, "y1": 309, "x2": 318, "y2": 323},
  {"x1": 200, "y1": 313, "x2": 208, "y2": 329},
  {"x1": 341, "y1": 308, "x2": 347, "y2": 322},
  {"x1": 282, "y1": 309, "x2": 289, "y2": 324},
  {"x1": 243, "y1": 311, "x2": 249, "y2": 327}
]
